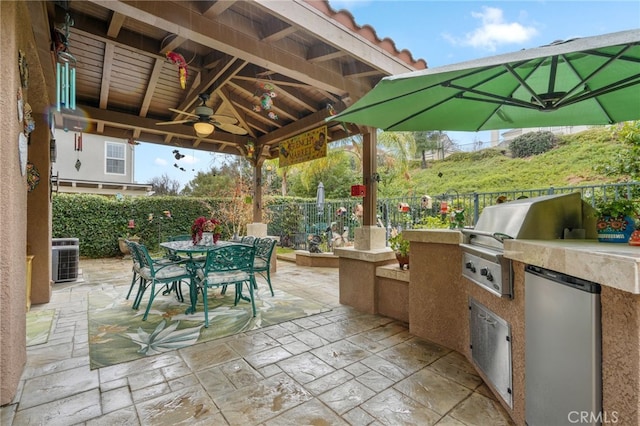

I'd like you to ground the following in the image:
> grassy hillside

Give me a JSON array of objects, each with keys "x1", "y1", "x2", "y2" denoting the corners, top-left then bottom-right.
[{"x1": 407, "y1": 128, "x2": 629, "y2": 196}]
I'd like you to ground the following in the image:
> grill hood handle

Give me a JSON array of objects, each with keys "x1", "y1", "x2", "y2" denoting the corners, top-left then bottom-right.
[{"x1": 461, "y1": 229, "x2": 514, "y2": 243}]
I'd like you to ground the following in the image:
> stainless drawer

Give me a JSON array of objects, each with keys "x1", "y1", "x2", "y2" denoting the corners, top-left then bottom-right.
[{"x1": 469, "y1": 297, "x2": 512, "y2": 408}]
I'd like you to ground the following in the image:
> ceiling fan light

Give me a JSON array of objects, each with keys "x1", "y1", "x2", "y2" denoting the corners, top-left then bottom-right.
[{"x1": 193, "y1": 122, "x2": 214, "y2": 137}]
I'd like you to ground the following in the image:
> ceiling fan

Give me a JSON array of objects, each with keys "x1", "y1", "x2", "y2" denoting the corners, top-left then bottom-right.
[{"x1": 156, "y1": 93, "x2": 248, "y2": 137}]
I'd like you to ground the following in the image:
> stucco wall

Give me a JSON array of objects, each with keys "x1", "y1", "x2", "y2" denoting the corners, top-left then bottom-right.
[
  {"x1": 1, "y1": 1, "x2": 29, "y2": 405},
  {"x1": 1, "y1": 1, "x2": 53, "y2": 405}
]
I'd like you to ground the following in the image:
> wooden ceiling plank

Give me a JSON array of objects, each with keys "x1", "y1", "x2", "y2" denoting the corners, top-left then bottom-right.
[
  {"x1": 99, "y1": 43, "x2": 115, "y2": 109},
  {"x1": 201, "y1": 0, "x2": 236, "y2": 18},
  {"x1": 107, "y1": 11, "x2": 126, "y2": 38},
  {"x1": 160, "y1": 34, "x2": 187, "y2": 54},
  {"x1": 139, "y1": 58, "x2": 165, "y2": 116},
  {"x1": 255, "y1": 0, "x2": 415, "y2": 75},
  {"x1": 307, "y1": 44, "x2": 346, "y2": 63},
  {"x1": 88, "y1": 0, "x2": 372, "y2": 97},
  {"x1": 261, "y1": 16, "x2": 297, "y2": 43},
  {"x1": 218, "y1": 88, "x2": 257, "y2": 138}
]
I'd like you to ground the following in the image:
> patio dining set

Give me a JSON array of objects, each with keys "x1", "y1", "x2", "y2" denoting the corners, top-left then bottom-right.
[{"x1": 124, "y1": 235, "x2": 277, "y2": 328}]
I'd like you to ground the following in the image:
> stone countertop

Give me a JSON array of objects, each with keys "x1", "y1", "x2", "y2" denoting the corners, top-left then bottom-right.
[
  {"x1": 403, "y1": 229, "x2": 463, "y2": 245},
  {"x1": 504, "y1": 239, "x2": 640, "y2": 294}
]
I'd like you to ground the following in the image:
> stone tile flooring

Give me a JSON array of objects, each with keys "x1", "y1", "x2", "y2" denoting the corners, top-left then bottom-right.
[{"x1": 1, "y1": 257, "x2": 514, "y2": 425}]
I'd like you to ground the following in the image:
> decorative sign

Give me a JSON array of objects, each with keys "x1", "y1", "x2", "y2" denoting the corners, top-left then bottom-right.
[{"x1": 278, "y1": 126, "x2": 327, "y2": 167}]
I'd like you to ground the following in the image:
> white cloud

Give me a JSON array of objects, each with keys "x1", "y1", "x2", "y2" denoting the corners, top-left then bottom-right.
[
  {"x1": 445, "y1": 6, "x2": 538, "y2": 52},
  {"x1": 154, "y1": 158, "x2": 168, "y2": 166},
  {"x1": 180, "y1": 154, "x2": 199, "y2": 165}
]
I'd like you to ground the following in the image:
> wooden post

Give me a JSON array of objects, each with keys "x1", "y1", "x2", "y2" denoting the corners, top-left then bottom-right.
[
  {"x1": 362, "y1": 128, "x2": 377, "y2": 227},
  {"x1": 252, "y1": 157, "x2": 265, "y2": 223}
]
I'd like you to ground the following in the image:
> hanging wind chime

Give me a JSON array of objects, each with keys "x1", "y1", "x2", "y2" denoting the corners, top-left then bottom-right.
[
  {"x1": 54, "y1": 13, "x2": 77, "y2": 112},
  {"x1": 74, "y1": 130, "x2": 82, "y2": 171}
]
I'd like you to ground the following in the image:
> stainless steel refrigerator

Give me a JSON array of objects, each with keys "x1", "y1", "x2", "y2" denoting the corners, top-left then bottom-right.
[{"x1": 525, "y1": 265, "x2": 602, "y2": 426}]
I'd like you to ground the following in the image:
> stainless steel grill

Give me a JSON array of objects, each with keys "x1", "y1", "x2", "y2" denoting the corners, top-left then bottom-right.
[{"x1": 460, "y1": 192, "x2": 597, "y2": 297}]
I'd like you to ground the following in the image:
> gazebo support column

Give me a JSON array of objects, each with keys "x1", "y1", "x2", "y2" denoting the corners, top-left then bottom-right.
[
  {"x1": 335, "y1": 127, "x2": 394, "y2": 313},
  {"x1": 354, "y1": 127, "x2": 386, "y2": 250}
]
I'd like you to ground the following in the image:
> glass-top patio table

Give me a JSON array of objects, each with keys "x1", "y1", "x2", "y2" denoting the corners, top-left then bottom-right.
[{"x1": 159, "y1": 239, "x2": 243, "y2": 314}]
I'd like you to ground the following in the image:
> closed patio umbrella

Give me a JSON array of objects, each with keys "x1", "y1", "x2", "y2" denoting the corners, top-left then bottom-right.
[
  {"x1": 316, "y1": 182, "x2": 325, "y2": 216},
  {"x1": 331, "y1": 29, "x2": 640, "y2": 131}
]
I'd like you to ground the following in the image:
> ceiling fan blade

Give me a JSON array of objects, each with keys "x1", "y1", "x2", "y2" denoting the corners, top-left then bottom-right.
[
  {"x1": 211, "y1": 115, "x2": 238, "y2": 125},
  {"x1": 168, "y1": 108, "x2": 198, "y2": 118},
  {"x1": 156, "y1": 120, "x2": 192, "y2": 125},
  {"x1": 217, "y1": 122, "x2": 249, "y2": 135}
]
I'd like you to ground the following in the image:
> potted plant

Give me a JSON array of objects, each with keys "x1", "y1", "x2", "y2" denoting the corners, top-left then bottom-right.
[
  {"x1": 594, "y1": 197, "x2": 639, "y2": 243},
  {"x1": 389, "y1": 228, "x2": 410, "y2": 270}
]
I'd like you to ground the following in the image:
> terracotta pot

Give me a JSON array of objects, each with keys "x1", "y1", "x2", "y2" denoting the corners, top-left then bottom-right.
[{"x1": 395, "y1": 252, "x2": 409, "y2": 270}]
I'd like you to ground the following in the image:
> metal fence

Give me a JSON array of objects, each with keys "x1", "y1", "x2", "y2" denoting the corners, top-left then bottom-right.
[{"x1": 267, "y1": 181, "x2": 640, "y2": 249}]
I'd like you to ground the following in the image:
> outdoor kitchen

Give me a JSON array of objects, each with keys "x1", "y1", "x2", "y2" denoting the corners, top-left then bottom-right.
[{"x1": 337, "y1": 192, "x2": 640, "y2": 426}]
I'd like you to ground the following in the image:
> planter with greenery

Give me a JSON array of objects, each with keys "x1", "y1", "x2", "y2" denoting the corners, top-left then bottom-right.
[
  {"x1": 389, "y1": 229, "x2": 410, "y2": 270},
  {"x1": 594, "y1": 197, "x2": 639, "y2": 243}
]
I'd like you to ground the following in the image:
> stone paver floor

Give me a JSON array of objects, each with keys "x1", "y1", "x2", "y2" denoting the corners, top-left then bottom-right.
[{"x1": 1, "y1": 256, "x2": 513, "y2": 425}]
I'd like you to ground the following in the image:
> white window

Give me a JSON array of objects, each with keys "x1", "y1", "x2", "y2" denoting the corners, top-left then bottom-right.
[{"x1": 105, "y1": 141, "x2": 126, "y2": 175}]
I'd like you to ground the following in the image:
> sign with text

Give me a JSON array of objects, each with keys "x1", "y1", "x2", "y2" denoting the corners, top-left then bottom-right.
[{"x1": 278, "y1": 126, "x2": 327, "y2": 167}]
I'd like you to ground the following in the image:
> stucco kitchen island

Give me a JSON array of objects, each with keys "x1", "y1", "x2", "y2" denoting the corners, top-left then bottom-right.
[{"x1": 396, "y1": 229, "x2": 640, "y2": 426}]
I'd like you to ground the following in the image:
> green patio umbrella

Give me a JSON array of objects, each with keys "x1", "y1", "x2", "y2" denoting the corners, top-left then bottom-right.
[{"x1": 331, "y1": 29, "x2": 640, "y2": 131}]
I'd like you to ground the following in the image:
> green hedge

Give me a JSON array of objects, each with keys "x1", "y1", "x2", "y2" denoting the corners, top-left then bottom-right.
[
  {"x1": 52, "y1": 194, "x2": 317, "y2": 258},
  {"x1": 53, "y1": 194, "x2": 229, "y2": 258}
]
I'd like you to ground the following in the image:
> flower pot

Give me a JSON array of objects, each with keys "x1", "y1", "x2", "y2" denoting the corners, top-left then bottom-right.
[
  {"x1": 395, "y1": 252, "x2": 409, "y2": 270},
  {"x1": 596, "y1": 215, "x2": 635, "y2": 243},
  {"x1": 118, "y1": 236, "x2": 140, "y2": 254}
]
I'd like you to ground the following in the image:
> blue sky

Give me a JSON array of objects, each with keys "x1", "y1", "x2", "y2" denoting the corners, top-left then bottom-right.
[{"x1": 135, "y1": 0, "x2": 640, "y2": 188}]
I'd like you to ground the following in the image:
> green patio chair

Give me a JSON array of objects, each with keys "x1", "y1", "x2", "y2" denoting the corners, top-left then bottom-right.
[
  {"x1": 253, "y1": 237, "x2": 277, "y2": 296},
  {"x1": 240, "y1": 235, "x2": 257, "y2": 246},
  {"x1": 124, "y1": 239, "x2": 143, "y2": 302},
  {"x1": 194, "y1": 244, "x2": 256, "y2": 328},
  {"x1": 131, "y1": 242, "x2": 192, "y2": 320}
]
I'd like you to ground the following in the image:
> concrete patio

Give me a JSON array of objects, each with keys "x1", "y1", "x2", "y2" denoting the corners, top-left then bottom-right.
[{"x1": 1, "y1": 256, "x2": 513, "y2": 425}]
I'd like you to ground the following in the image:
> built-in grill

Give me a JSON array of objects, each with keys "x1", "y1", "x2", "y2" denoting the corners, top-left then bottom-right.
[{"x1": 460, "y1": 192, "x2": 596, "y2": 298}]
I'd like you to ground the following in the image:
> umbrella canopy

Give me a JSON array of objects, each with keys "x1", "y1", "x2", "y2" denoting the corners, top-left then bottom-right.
[
  {"x1": 331, "y1": 29, "x2": 640, "y2": 131},
  {"x1": 316, "y1": 182, "x2": 325, "y2": 215}
]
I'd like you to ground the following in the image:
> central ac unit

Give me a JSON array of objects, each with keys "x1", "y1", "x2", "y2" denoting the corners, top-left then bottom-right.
[{"x1": 52, "y1": 245, "x2": 79, "y2": 283}]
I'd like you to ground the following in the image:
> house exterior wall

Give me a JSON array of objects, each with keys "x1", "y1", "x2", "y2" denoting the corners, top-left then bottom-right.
[{"x1": 52, "y1": 131, "x2": 135, "y2": 183}]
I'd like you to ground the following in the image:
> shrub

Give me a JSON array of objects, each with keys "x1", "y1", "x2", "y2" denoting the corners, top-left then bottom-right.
[{"x1": 509, "y1": 131, "x2": 557, "y2": 158}]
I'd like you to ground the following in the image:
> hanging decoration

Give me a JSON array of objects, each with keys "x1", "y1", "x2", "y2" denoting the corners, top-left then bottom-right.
[
  {"x1": 54, "y1": 13, "x2": 77, "y2": 111},
  {"x1": 18, "y1": 133, "x2": 28, "y2": 176},
  {"x1": 23, "y1": 103, "x2": 35, "y2": 136},
  {"x1": 166, "y1": 51, "x2": 188, "y2": 89},
  {"x1": 252, "y1": 79, "x2": 278, "y2": 120},
  {"x1": 26, "y1": 162, "x2": 40, "y2": 192},
  {"x1": 18, "y1": 50, "x2": 29, "y2": 89},
  {"x1": 246, "y1": 139, "x2": 256, "y2": 160}
]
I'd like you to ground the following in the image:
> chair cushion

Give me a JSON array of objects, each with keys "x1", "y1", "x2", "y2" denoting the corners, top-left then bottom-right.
[
  {"x1": 140, "y1": 264, "x2": 188, "y2": 281},
  {"x1": 198, "y1": 270, "x2": 249, "y2": 286},
  {"x1": 253, "y1": 258, "x2": 268, "y2": 270}
]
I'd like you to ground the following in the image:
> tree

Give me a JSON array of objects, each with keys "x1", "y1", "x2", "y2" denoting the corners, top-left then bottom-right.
[
  {"x1": 287, "y1": 149, "x2": 358, "y2": 198},
  {"x1": 182, "y1": 157, "x2": 254, "y2": 197},
  {"x1": 149, "y1": 173, "x2": 181, "y2": 196}
]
